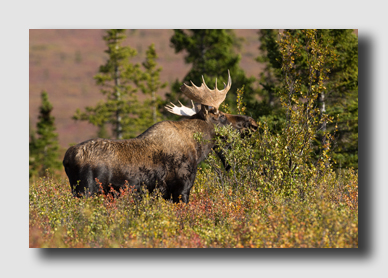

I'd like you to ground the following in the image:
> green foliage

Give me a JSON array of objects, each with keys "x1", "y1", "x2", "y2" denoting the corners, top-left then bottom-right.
[
  {"x1": 323, "y1": 30, "x2": 358, "y2": 169},
  {"x1": 255, "y1": 29, "x2": 282, "y2": 109},
  {"x1": 169, "y1": 29, "x2": 257, "y2": 112},
  {"x1": 204, "y1": 30, "x2": 338, "y2": 201},
  {"x1": 135, "y1": 43, "x2": 168, "y2": 128},
  {"x1": 29, "y1": 91, "x2": 61, "y2": 178},
  {"x1": 256, "y1": 29, "x2": 358, "y2": 169},
  {"x1": 333, "y1": 96, "x2": 358, "y2": 168},
  {"x1": 73, "y1": 29, "x2": 143, "y2": 139}
]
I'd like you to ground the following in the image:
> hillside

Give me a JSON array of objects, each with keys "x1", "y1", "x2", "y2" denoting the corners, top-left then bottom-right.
[{"x1": 29, "y1": 29, "x2": 264, "y2": 149}]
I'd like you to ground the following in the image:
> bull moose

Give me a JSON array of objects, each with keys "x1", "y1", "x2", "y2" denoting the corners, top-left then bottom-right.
[{"x1": 63, "y1": 71, "x2": 258, "y2": 203}]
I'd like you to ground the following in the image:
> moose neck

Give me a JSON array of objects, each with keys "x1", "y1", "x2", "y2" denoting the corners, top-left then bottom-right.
[{"x1": 180, "y1": 114, "x2": 218, "y2": 165}]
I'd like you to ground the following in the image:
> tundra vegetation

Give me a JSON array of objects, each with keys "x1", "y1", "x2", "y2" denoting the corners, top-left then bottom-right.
[{"x1": 29, "y1": 29, "x2": 358, "y2": 248}]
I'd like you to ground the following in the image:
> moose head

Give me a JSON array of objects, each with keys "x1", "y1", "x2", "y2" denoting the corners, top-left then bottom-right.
[{"x1": 166, "y1": 70, "x2": 258, "y2": 134}]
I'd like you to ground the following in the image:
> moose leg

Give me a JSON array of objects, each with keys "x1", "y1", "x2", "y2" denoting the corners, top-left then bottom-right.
[
  {"x1": 65, "y1": 168, "x2": 78, "y2": 196},
  {"x1": 74, "y1": 165, "x2": 96, "y2": 197},
  {"x1": 172, "y1": 187, "x2": 190, "y2": 203},
  {"x1": 178, "y1": 187, "x2": 191, "y2": 204},
  {"x1": 171, "y1": 182, "x2": 183, "y2": 203},
  {"x1": 171, "y1": 169, "x2": 197, "y2": 203},
  {"x1": 215, "y1": 146, "x2": 231, "y2": 171},
  {"x1": 158, "y1": 180, "x2": 171, "y2": 200},
  {"x1": 64, "y1": 165, "x2": 83, "y2": 197},
  {"x1": 68, "y1": 177, "x2": 79, "y2": 197}
]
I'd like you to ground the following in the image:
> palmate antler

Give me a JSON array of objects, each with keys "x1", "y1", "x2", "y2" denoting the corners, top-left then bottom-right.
[
  {"x1": 165, "y1": 100, "x2": 197, "y2": 116},
  {"x1": 180, "y1": 70, "x2": 232, "y2": 110},
  {"x1": 165, "y1": 71, "x2": 232, "y2": 116}
]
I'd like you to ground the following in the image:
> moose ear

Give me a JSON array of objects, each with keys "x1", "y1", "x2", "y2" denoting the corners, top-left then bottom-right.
[
  {"x1": 199, "y1": 104, "x2": 209, "y2": 117},
  {"x1": 199, "y1": 104, "x2": 219, "y2": 120},
  {"x1": 193, "y1": 102, "x2": 202, "y2": 114},
  {"x1": 195, "y1": 104, "x2": 206, "y2": 120}
]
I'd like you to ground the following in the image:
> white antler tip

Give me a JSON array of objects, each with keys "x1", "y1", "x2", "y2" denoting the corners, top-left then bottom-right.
[{"x1": 165, "y1": 101, "x2": 196, "y2": 117}]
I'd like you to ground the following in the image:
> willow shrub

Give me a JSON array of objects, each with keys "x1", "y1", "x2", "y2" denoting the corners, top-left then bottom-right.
[{"x1": 195, "y1": 122, "x2": 357, "y2": 248}]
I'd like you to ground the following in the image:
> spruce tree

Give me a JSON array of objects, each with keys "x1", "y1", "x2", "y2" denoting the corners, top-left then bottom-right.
[
  {"x1": 256, "y1": 29, "x2": 282, "y2": 108},
  {"x1": 73, "y1": 29, "x2": 143, "y2": 139},
  {"x1": 136, "y1": 43, "x2": 167, "y2": 127},
  {"x1": 252, "y1": 29, "x2": 285, "y2": 132},
  {"x1": 169, "y1": 29, "x2": 256, "y2": 112},
  {"x1": 29, "y1": 118, "x2": 38, "y2": 178},
  {"x1": 29, "y1": 91, "x2": 61, "y2": 177},
  {"x1": 322, "y1": 29, "x2": 358, "y2": 169}
]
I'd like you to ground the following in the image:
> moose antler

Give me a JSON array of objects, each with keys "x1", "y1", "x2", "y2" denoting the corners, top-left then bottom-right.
[
  {"x1": 180, "y1": 70, "x2": 232, "y2": 110},
  {"x1": 165, "y1": 100, "x2": 197, "y2": 116}
]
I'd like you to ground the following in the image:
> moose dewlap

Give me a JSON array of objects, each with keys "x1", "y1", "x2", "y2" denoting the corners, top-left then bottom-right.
[{"x1": 63, "y1": 71, "x2": 258, "y2": 203}]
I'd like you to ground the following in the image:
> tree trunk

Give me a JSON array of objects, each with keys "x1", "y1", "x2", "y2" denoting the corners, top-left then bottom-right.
[
  {"x1": 200, "y1": 30, "x2": 206, "y2": 75},
  {"x1": 114, "y1": 33, "x2": 122, "y2": 139},
  {"x1": 115, "y1": 64, "x2": 122, "y2": 139},
  {"x1": 318, "y1": 91, "x2": 327, "y2": 144},
  {"x1": 316, "y1": 66, "x2": 328, "y2": 168},
  {"x1": 152, "y1": 91, "x2": 156, "y2": 124},
  {"x1": 265, "y1": 70, "x2": 275, "y2": 107}
]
